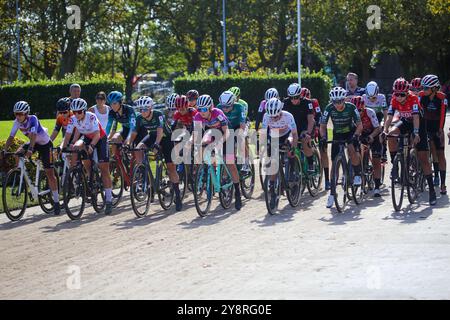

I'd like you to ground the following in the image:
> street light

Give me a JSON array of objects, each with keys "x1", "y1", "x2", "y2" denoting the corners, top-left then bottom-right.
[
  {"x1": 222, "y1": 0, "x2": 228, "y2": 74},
  {"x1": 297, "y1": 0, "x2": 301, "y2": 85},
  {"x1": 16, "y1": 0, "x2": 21, "y2": 81}
]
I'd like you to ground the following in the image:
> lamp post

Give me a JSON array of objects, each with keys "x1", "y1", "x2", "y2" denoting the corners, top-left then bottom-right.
[
  {"x1": 222, "y1": 0, "x2": 228, "y2": 74},
  {"x1": 16, "y1": 0, "x2": 21, "y2": 81},
  {"x1": 297, "y1": 0, "x2": 301, "y2": 85}
]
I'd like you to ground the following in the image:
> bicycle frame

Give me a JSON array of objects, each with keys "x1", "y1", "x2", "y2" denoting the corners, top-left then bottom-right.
[
  {"x1": 17, "y1": 157, "x2": 45, "y2": 200},
  {"x1": 203, "y1": 150, "x2": 233, "y2": 194}
]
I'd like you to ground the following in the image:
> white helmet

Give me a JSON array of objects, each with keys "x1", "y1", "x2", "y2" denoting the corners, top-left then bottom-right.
[
  {"x1": 135, "y1": 96, "x2": 154, "y2": 110},
  {"x1": 13, "y1": 101, "x2": 30, "y2": 113},
  {"x1": 165, "y1": 93, "x2": 179, "y2": 111},
  {"x1": 365, "y1": 81, "x2": 379, "y2": 97},
  {"x1": 70, "y1": 98, "x2": 88, "y2": 111},
  {"x1": 266, "y1": 98, "x2": 283, "y2": 117},
  {"x1": 287, "y1": 83, "x2": 301, "y2": 97},
  {"x1": 265, "y1": 88, "x2": 279, "y2": 101},
  {"x1": 329, "y1": 87, "x2": 347, "y2": 101},
  {"x1": 421, "y1": 74, "x2": 440, "y2": 88},
  {"x1": 219, "y1": 90, "x2": 236, "y2": 107},
  {"x1": 197, "y1": 94, "x2": 214, "y2": 109}
]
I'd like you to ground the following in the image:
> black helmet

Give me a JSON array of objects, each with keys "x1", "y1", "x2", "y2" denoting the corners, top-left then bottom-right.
[{"x1": 56, "y1": 97, "x2": 71, "y2": 112}]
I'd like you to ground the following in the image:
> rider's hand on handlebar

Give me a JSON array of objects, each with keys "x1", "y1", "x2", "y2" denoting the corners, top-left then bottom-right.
[{"x1": 413, "y1": 133, "x2": 421, "y2": 145}]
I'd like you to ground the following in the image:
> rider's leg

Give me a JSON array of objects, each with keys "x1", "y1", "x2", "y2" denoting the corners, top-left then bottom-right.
[{"x1": 417, "y1": 126, "x2": 436, "y2": 204}]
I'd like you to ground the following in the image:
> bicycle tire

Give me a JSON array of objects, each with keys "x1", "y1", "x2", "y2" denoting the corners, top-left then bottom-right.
[
  {"x1": 37, "y1": 169, "x2": 57, "y2": 214},
  {"x1": 264, "y1": 175, "x2": 281, "y2": 215},
  {"x1": 307, "y1": 148, "x2": 323, "y2": 197},
  {"x1": 109, "y1": 160, "x2": 124, "y2": 208},
  {"x1": 3, "y1": 168, "x2": 28, "y2": 221},
  {"x1": 193, "y1": 163, "x2": 213, "y2": 217},
  {"x1": 156, "y1": 161, "x2": 174, "y2": 210},
  {"x1": 391, "y1": 155, "x2": 404, "y2": 212},
  {"x1": 219, "y1": 164, "x2": 234, "y2": 209},
  {"x1": 130, "y1": 163, "x2": 152, "y2": 218},
  {"x1": 63, "y1": 167, "x2": 86, "y2": 220},
  {"x1": 286, "y1": 156, "x2": 302, "y2": 207},
  {"x1": 240, "y1": 163, "x2": 255, "y2": 199},
  {"x1": 91, "y1": 169, "x2": 105, "y2": 213},
  {"x1": 351, "y1": 159, "x2": 365, "y2": 205},
  {"x1": 407, "y1": 149, "x2": 420, "y2": 204},
  {"x1": 332, "y1": 156, "x2": 348, "y2": 213}
]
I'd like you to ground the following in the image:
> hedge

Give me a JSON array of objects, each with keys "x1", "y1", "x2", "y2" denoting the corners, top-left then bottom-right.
[
  {"x1": 174, "y1": 70, "x2": 333, "y2": 120},
  {"x1": 0, "y1": 76, "x2": 125, "y2": 120}
]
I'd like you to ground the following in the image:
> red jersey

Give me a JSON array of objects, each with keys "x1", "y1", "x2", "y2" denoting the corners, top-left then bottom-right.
[
  {"x1": 388, "y1": 93, "x2": 421, "y2": 121},
  {"x1": 173, "y1": 108, "x2": 197, "y2": 130},
  {"x1": 418, "y1": 91, "x2": 447, "y2": 129}
]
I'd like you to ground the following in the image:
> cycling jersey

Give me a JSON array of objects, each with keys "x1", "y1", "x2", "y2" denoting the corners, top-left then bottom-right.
[
  {"x1": 54, "y1": 111, "x2": 74, "y2": 136},
  {"x1": 193, "y1": 108, "x2": 229, "y2": 130},
  {"x1": 419, "y1": 91, "x2": 447, "y2": 130},
  {"x1": 10, "y1": 115, "x2": 50, "y2": 145},
  {"x1": 66, "y1": 112, "x2": 106, "y2": 140},
  {"x1": 134, "y1": 110, "x2": 171, "y2": 138},
  {"x1": 346, "y1": 87, "x2": 366, "y2": 98},
  {"x1": 321, "y1": 102, "x2": 361, "y2": 134},
  {"x1": 262, "y1": 111, "x2": 297, "y2": 138},
  {"x1": 237, "y1": 99, "x2": 249, "y2": 117},
  {"x1": 359, "y1": 108, "x2": 380, "y2": 134},
  {"x1": 217, "y1": 103, "x2": 246, "y2": 130},
  {"x1": 311, "y1": 98, "x2": 322, "y2": 124},
  {"x1": 388, "y1": 93, "x2": 421, "y2": 122},
  {"x1": 283, "y1": 97, "x2": 313, "y2": 133},
  {"x1": 105, "y1": 104, "x2": 137, "y2": 135},
  {"x1": 255, "y1": 100, "x2": 267, "y2": 131},
  {"x1": 363, "y1": 94, "x2": 387, "y2": 115},
  {"x1": 173, "y1": 108, "x2": 197, "y2": 131}
]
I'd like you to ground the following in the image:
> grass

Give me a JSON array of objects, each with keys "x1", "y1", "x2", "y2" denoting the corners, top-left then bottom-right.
[{"x1": 0, "y1": 119, "x2": 64, "y2": 146}]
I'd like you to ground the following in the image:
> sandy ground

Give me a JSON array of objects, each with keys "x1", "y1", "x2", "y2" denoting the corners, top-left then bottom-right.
[{"x1": 1, "y1": 115, "x2": 450, "y2": 300}]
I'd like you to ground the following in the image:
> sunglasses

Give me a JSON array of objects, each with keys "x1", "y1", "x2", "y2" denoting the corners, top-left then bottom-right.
[
  {"x1": 140, "y1": 108, "x2": 151, "y2": 113},
  {"x1": 222, "y1": 104, "x2": 233, "y2": 109},
  {"x1": 73, "y1": 110, "x2": 84, "y2": 115},
  {"x1": 291, "y1": 96, "x2": 301, "y2": 100},
  {"x1": 188, "y1": 98, "x2": 197, "y2": 102},
  {"x1": 422, "y1": 86, "x2": 432, "y2": 90},
  {"x1": 394, "y1": 92, "x2": 407, "y2": 97},
  {"x1": 14, "y1": 112, "x2": 26, "y2": 116},
  {"x1": 198, "y1": 107, "x2": 209, "y2": 113},
  {"x1": 332, "y1": 99, "x2": 345, "y2": 105}
]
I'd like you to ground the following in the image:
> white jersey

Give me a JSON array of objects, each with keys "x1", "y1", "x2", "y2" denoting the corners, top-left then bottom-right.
[
  {"x1": 363, "y1": 94, "x2": 387, "y2": 114},
  {"x1": 92, "y1": 105, "x2": 110, "y2": 130},
  {"x1": 66, "y1": 112, "x2": 105, "y2": 140},
  {"x1": 262, "y1": 111, "x2": 297, "y2": 137}
]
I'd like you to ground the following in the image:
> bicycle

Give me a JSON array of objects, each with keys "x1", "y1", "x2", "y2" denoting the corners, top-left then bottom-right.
[
  {"x1": 360, "y1": 139, "x2": 375, "y2": 195},
  {"x1": 386, "y1": 133, "x2": 422, "y2": 211},
  {"x1": 2, "y1": 152, "x2": 58, "y2": 221},
  {"x1": 329, "y1": 139, "x2": 365, "y2": 213},
  {"x1": 263, "y1": 143, "x2": 302, "y2": 215},
  {"x1": 297, "y1": 141, "x2": 322, "y2": 197},
  {"x1": 62, "y1": 149, "x2": 105, "y2": 220},
  {"x1": 108, "y1": 142, "x2": 135, "y2": 207},
  {"x1": 129, "y1": 148, "x2": 153, "y2": 218}
]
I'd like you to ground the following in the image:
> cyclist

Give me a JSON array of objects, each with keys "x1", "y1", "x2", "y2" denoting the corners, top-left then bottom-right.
[
  {"x1": 255, "y1": 88, "x2": 279, "y2": 131},
  {"x1": 127, "y1": 96, "x2": 182, "y2": 211},
  {"x1": 345, "y1": 73, "x2": 366, "y2": 101},
  {"x1": 62, "y1": 98, "x2": 113, "y2": 214},
  {"x1": 382, "y1": 78, "x2": 436, "y2": 205},
  {"x1": 320, "y1": 87, "x2": 363, "y2": 209},
  {"x1": 419, "y1": 74, "x2": 447, "y2": 194},
  {"x1": 68, "y1": 83, "x2": 81, "y2": 102},
  {"x1": 172, "y1": 95, "x2": 198, "y2": 133},
  {"x1": 229, "y1": 86, "x2": 249, "y2": 118},
  {"x1": 410, "y1": 78, "x2": 422, "y2": 96},
  {"x1": 187, "y1": 90, "x2": 199, "y2": 109},
  {"x1": 191, "y1": 94, "x2": 243, "y2": 210},
  {"x1": 259, "y1": 98, "x2": 299, "y2": 210},
  {"x1": 300, "y1": 87, "x2": 330, "y2": 190},
  {"x1": 164, "y1": 93, "x2": 179, "y2": 127},
  {"x1": 88, "y1": 91, "x2": 110, "y2": 131},
  {"x1": 105, "y1": 91, "x2": 137, "y2": 157},
  {"x1": 2, "y1": 101, "x2": 61, "y2": 215},
  {"x1": 284, "y1": 83, "x2": 316, "y2": 173},
  {"x1": 351, "y1": 96, "x2": 383, "y2": 197},
  {"x1": 50, "y1": 97, "x2": 73, "y2": 144}
]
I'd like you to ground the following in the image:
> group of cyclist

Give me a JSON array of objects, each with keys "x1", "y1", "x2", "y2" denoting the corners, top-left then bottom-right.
[{"x1": 1, "y1": 71, "x2": 448, "y2": 218}]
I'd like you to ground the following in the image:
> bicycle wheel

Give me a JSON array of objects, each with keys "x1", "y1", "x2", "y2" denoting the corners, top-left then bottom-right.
[
  {"x1": 2, "y1": 168, "x2": 28, "y2": 221},
  {"x1": 63, "y1": 167, "x2": 86, "y2": 220},
  {"x1": 176, "y1": 163, "x2": 187, "y2": 200},
  {"x1": 259, "y1": 160, "x2": 265, "y2": 192},
  {"x1": 264, "y1": 175, "x2": 281, "y2": 215},
  {"x1": 193, "y1": 163, "x2": 213, "y2": 217},
  {"x1": 332, "y1": 156, "x2": 348, "y2": 213},
  {"x1": 286, "y1": 156, "x2": 302, "y2": 207},
  {"x1": 37, "y1": 169, "x2": 57, "y2": 214},
  {"x1": 407, "y1": 149, "x2": 420, "y2": 204},
  {"x1": 307, "y1": 148, "x2": 323, "y2": 197},
  {"x1": 109, "y1": 160, "x2": 124, "y2": 208},
  {"x1": 240, "y1": 163, "x2": 255, "y2": 199},
  {"x1": 130, "y1": 163, "x2": 152, "y2": 218},
  {"x1": 156, "y1": 161, "x2": 174, "y2": 210},
  {"x1": 351, "y1": 160, "x2": 365, "y2": 205},
  {"x1": 391, "y1": 155, "x2": 404, "y2": 212},
  {"x1": 91, "y1": 169, "x2": 105, "y2": 213},
  {"x1": 219, "y1": 165, "x2": 234, "y2": 209}
]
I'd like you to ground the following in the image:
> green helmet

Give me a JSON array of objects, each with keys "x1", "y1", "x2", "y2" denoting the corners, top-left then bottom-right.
[{"x1": 229, "y1": 86, "x2": 240, "y2": 98}]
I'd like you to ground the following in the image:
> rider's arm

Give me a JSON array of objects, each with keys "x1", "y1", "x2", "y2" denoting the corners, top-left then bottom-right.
[
  {"x1": 155, "y1": 128, "x2": 163, "y2": 145},
  {"x1": 307, "y1": 114, "x2": 315, "y2": 136},
  {"x1": 50, "y1": 117, "x2": 61, "y2": 141},
  {"x1": 384, "y1": 105, "x2": 395, "y2": 132},
  {"x1": 105, "y1": 113, "x2": 115, "y2": 139},
  {"x1": 319, "y1": 106, "x2": 331, "y2": 138},
  {"x1": 3, "y1": 136, "x2": 15, "y2": 152},
  {"x1": 88, "y1": 131, "x2": 101, "y2": 150},
  {"x1": 439, "y1": 93, "x2": 447, "y2": 130},
  {"x1": 291, "y1": 129, "x2": 299, "y2": 147}
]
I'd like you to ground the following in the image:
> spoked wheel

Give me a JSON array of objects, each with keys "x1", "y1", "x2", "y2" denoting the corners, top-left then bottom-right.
[
  {"x1": 91, "y1": 169, "x2": 105, "y2": 213},
  {"x1": 2, "y1": 168, "x2": 28, "y2": 221},
  {"x1": 333, "y1": 156, "x2": 349, "y2": 213},
  {"x1": 109, "y1": 160, "x2": 124, "y2": 208},
  {"x1": 63, "y1": 168, "x2": 86, "y2": 220},
  {"x1": 351, "y1": 161, "x2": 365, "y2": 205},
  {"x1": 240, "y1": 163, "x2": 255, "y2": 199},
  {"x1": 407, "y1": 149, "x2": 420, "y2": 204},
  {"x1": 176, "y1": 163, "x2": 187, "y2": 200},
  {"x1": 193, "y1": 164, "x2": 213, "y2": 217},
  {"x1": 264, "y1": 175, "x2": 281, "y2": 215},
  {"x1": 286, "y1": 156, "x2": 302, "y2": 207},
  {"x1": 130, "y1": 164, "x2": 152, "y2": 218},
  {"x1": 307, "y1": 149, "x2": 323, "y2": 197},
  {"x1": 38, "y1": 169, "x2": 57, "y2": 214},
  {"x1": 391, "y1": 155, "x2": 404, "y2": 212},
  {"x1": 219, "y1": 165, "x2": 234, "y2": 209},
  {"x1": 156, "y1": 162, "x2": 174, "y2": 210}
]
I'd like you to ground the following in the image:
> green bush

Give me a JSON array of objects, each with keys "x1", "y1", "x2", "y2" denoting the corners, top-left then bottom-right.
[
  {"x1": 0, "y1": 75, "x2": 125, "y2": 120},
  {"x1": 0, "y1": 137, "x2": 26, "y2": 174},
  {"x1": 174, "y1": 70, "x2": 332, "y2": 120}
]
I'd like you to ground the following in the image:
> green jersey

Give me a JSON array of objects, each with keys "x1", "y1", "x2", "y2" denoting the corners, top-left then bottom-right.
[
  {"x1": 134, "y1": 110, "x2": 171, "y2": 137},
  {"x1": 217, "y1": 103, "x2": 246, "y2": 130},
  {"x1": 237, "y1": 99, "x2": 248, "y2": 117},
  {"x1": 320, "y1": 102, "x2": 361, "y2": 134}
]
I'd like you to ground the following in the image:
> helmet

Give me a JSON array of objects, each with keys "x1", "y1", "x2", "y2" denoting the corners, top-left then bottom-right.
[
  {"x1": 410, "y1": 78, "x2": 422, "y2": 90},
  {"x1": 186, "y1": 90, "x2": 199, "y2": 101},
  {"x1": 392, "y1": 78, "x2": 409, "y2": 93},
  {"x1": 175, "y1": 95, "x2": 189, "y2": 110},
  {"x1": 351, "y1": 96, "x2": 365, "y2": 111},
  {"x1": 329, "y1": 87, "x2": 347, "y2": 101},
  {"x1": 13, "y1": 101, "x2": 30, "y2": 113},
  {"x1": 421, "y1": 74, "x2": 440, "y2": 88},
  {"x1": 229, "y1": 86, "x2": 241, "y2": 98},
  {"x1": 70, "y1": 98, "x2": 88, "y2": 111},
  {"x1": 56, "y1": 97, "x2": 71, "y2": 112},
  {"x1": 365, "y1": 81, "x2": 379, "y2": 97},
  {"x1": 165, "y1": 93, "x2": 179, "y2": 111},
  {"x1": 265, "y1": 88, "x2": 279, "y2": 101},
  {"x1": 219, "y1": 90, "x2": 236, "y2": 107},
  {"x1": 287, "y1": 83, "x2": 302, "y2": 97},
  {"x1": 300, "y1": 87, "x2": 311, "y2": 99},
  {"x1": 266, "y1": 98, "x2": 283, "y2": 117},
  {"x1": 134, "y1": 96, "x2": 154, "y2": 111},
  {"x1": 197, "y1": 95, "x2": 214, "y2": 110},
  {"x1": 107, "y1": 91, "x2": 123, "y2": 104}
]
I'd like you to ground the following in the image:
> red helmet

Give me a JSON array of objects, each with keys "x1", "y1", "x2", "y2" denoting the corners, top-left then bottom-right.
[
  {"x1": 175, "y1": 95, "x2": 189, "y2": 110},
  {"x1": 186, "y1": 90, "x2": 199, "y2": 101},
  {"x1": 351, "y1": 96, "x2": 365, "y2": 111},
  {"x1": 300, "y1": 87, "x2": 311, "y2": 99},
  {"x1": 410, "y1": 78, "x2": 422, "y2": 90},
  {"x1": 393, "y1": 78, "x2": 410, "y2": 93}
]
